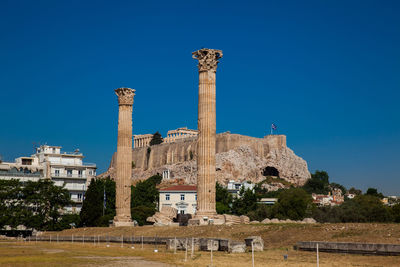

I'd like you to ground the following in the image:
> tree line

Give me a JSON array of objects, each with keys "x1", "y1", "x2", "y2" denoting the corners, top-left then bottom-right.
[
  {"x1": 2, "y1": 170, "x2": 400, "y2": 231},
  {"x1": 0, "y1": 179, "x2": 78, "y2": 231},
  {"x1": 215, "y1": 170, "x2": 400, "y2": 223}
]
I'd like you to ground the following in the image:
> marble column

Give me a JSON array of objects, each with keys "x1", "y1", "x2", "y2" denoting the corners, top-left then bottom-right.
[
  {"x1": 113, "y1": 87, "x2": 135, "y2": 227},
  {"x1": 192, "y1": 48, "x2": 223, "y2": 218}
]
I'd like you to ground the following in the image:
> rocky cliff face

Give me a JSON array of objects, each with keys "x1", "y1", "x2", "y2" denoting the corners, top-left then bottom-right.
[{"x1": 101, "y1": 133, "x2": 311, "y2": 190}]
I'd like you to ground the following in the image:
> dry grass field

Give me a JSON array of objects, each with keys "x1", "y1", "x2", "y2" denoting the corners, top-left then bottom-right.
[
  {"x1": 43, "y1": 222, "x2": 400, "y2": 248},
  {"x1": 1, "y1": 223, "x2": 400, "y2": 266}
]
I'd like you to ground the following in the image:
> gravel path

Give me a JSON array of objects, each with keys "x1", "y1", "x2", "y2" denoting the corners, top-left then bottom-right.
[{"x1": 79, "y1": 256, "x2": 177, "y2": 267}]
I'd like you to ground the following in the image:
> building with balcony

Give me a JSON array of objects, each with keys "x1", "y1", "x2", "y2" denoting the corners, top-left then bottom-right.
[
  {"x1": 0, "y1": 156, "x2": 43, "y2": 183},
  {"x1": 227, "y1": 180, "x2": 255, "y2": 197},
  {"x1": 0, "y1": 145, "x2": 96, "y2": 213},
  {"x1": 159, "y1": 185, "x2": 197, "y2": 215}
]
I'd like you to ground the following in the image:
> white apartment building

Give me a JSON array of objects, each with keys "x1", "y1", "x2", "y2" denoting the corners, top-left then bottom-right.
[
  {"x1": 0, "y1": 156, "x2": 43, "y2": 183},
  {"x1": 159, "y1": 185, "x2": 197, "y2": 215},
  {"x1": 227, "y1": 180, "x2": 255, "y2": 197},
  {"x1": 0, "y1": 145, "x2": 96, "y2": 213}
]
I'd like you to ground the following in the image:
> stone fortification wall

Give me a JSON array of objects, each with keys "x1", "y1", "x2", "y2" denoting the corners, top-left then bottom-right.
[{"x1": 104, "y1": 133, "x2": 310, "y2": 188}]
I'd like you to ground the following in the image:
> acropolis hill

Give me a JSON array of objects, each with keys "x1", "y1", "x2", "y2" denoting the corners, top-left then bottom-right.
[{"x1": 103, "y1": 129, "x2": 311, "y2": 190}]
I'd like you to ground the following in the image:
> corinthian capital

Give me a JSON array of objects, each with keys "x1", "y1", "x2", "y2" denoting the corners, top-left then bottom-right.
[
  {"x1": 115, "y1": 87, "x2": 135, "y2": 106},
  {"x1": 192, "y1": 48, "x2": 223, "y2": 72}
]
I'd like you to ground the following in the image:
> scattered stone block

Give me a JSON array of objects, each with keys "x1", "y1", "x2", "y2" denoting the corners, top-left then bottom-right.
[
  {"x1": 213, "y1": 215, "x2": 226, "y2": 225},
  {"x1": 245, "y1": 236, "x2": 264, "y2": 252},
  {"x1": 261, "y1": 218, "x2": 271, "y2": 224},
  {"x1": 240, "y1": 215, "x2": 250, "y2": 224},
  {"x1": 218, "y1": 239, "x2": 230, "y2": 251},
  {"x1": 146, "y1": 206, "x2": 178, "y2": 225},
  {"x1": 230, "y1": 241, "x2": 247, "y2": 253},
  {"x1": 200, "y1": 239, "x2": 219, "y2": 251},
  {"x1": 250, "y1": 220, "x2": 260, "y2": 224},
  {"x1": 224, "y1": 214, "x2": 241, "y2": 225},
  {"x1": 166, "y1": 238, "x2": 185, "y2": 251},
  {"x1": 302, "y1": 218, "x2": 316, "y2": 224}
]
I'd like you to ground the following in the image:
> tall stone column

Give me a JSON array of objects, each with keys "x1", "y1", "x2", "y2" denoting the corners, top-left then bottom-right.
[
  {"x1": 192, "y1": 48, "x2": 223, "y2": 218},
  {"x1": 113, "y1": 87, "x2": 135, "y2": 227}
]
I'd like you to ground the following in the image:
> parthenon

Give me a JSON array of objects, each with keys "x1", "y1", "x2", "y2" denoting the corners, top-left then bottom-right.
[
  {"x1": 134, "y1": 127, "x2": 198, "y2": 148},
  {"x1": 164, "y1": 127, "x2": 198, "y2": 143}
]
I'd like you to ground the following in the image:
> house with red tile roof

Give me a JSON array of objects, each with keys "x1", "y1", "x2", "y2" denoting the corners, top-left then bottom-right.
[{"x1": 159, "y1": 185, "x2": 197, "y2": 215}]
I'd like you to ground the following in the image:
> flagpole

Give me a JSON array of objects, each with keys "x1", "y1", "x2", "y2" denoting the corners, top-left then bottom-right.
[
  {"x1": 103, "y1": 185, "x2": 105, "y2": 216},
  {"x1": 270, "y1": 124, "x2": 272, "y2": 135}
]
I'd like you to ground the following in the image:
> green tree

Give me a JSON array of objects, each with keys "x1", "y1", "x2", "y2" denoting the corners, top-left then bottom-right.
[
  {"x1": 313, "y1": 195, "x2": 393, "y2": 223},
  {"x1": 149, "y1": 131, "x2": 163, "y2": 146},
  {"x1": 254, "y1": 182, "x2": 269, "y2": 199},
  {"x1": 215, "y1": 182, "x2": 232, "y2": 214},
  {"x1": 231, "y1": 187, "x2": 258, "y2": 216},
  {"x1": 22, "y1": 179, "x2": 71, "y2": 231},
  {"x1": 247, "y1": 205, "x2": 273, "y2": 221},
  {"x1": 80, "y1": 177, "x2": 116, "y2": 227},
  {"x1": 302, "y1": 170, "x2": 330, "y2": 194},
  {"x1": 348, "y1": 187, "x2": 362, "y2": 195},
  {"x1": 131, "y1": 206, "x2": 156, "y2": 226},
  {"x1": 272, "y1": 188, "x2": 313, "y2": 220},
  {"x1": 0, "y1": 179, "x2": 73, "y2": 231},
  {"x1": 353, "y1": 195, "x2": 392, "y2": 222},
  {"x1": 365, "y1": 188, "x2": 384, "y2": 199},
  {"x1": 0, "y1": 179, "x2": 24, "y2": 229},
  {"x1": 131, "y1": 174, "x2": 162, "y2": 225},
  {"x1": 391, "y1": 204, "x2": 400, "y2": 223}
]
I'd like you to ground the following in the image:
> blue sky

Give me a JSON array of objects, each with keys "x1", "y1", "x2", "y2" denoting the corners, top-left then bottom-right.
[{"x1": 1, "y1": 0, "x2": 399, "y2": 194}]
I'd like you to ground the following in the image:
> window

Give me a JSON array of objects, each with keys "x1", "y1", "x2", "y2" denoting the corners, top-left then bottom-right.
[
  {"x1": 180, "y1": 210, "x2": 185, "y2": 214},
  {"x1": 180, "y1": 194, "x2": 185, "y2": 201},
  {"x1": 195, "y1": 194, "x2": 197, "y2": 201},
  {"x1": 67, "y1": 170, "x2": 72, "y2": 177},
  {"x1": 78, "y1": 170, "x2": 82, "y2": 177},
  {"x1": 166, "y1": 194, "x2": 170, "y2": 201},
  {"x1": 52, "y1": 148, "x2": 56, "y2": 153},
  {"x1": 55, "y1": 170, "x2": 60, "y2": 177},
  {"x1": 89, "y1": 170, "x2": 93, "y2": 175},
  {"x1": 77, "y1": 194, "x2": 82, "y2": 201}
]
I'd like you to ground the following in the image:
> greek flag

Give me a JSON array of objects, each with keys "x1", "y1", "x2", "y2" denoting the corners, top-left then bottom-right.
[{"x1": 271, "y1": 123, "x2": 277, "y2": 130}]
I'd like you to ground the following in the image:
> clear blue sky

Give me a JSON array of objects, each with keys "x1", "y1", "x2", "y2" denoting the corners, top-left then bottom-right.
[{"x1": 1, "y1": 0, "x2": 399, "y2": 195}]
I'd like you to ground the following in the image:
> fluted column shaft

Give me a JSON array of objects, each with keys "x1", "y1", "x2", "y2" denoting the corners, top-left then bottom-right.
[
  {"x1": 114, "y1": 87, "x2": 135, "y2": 226},
  {"x1": 192, "y1": 48, "x2": 223, "y2": 218},
  {"x1": 197, "y1": 70, "x2": 217, "y2": 216}
]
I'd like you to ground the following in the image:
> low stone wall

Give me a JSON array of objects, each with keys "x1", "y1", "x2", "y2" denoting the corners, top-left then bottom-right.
[
  {"x1": 28, "y1": 235, "x2": 262, "y2": 253},
  {"x1": 296, "y1": 241, "x2": 400, "y2": 256}
]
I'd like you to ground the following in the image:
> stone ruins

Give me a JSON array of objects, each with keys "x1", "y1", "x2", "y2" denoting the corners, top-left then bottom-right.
[
  {"x1": 134, "y1": 127, "x2": 198, "y2": 148},
  {"x1": 106, "y1": 49, "x2": 311, "y2": 226},
  {"x1": 192, "y1": 48, "x2": 222, "y2": 220},
  {"x1": 113, "y1": 87, "x2": 135, "y2": 227}
]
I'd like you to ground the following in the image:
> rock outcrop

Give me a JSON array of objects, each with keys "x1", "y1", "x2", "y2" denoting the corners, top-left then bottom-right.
[{"x1": 101, "y1": 133, "x2": 311, "y2": 189}]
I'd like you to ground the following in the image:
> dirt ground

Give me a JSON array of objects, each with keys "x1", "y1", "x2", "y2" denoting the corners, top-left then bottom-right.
[
  {"x1": 43, "y1": 223, "x2": 400, "y2": 248},
  {"x1": 1, "y1": 240, "x2": 400, "y2": 267}
]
